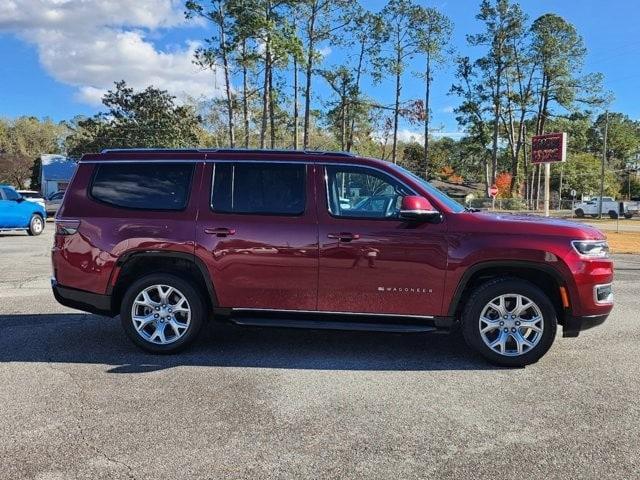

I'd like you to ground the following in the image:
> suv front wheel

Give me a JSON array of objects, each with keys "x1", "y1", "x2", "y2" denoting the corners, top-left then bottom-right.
[
  {"x1": 120, "y1": 273, "x2": 205, "y2": 353},
  {"x1": 461, "y1": 278, "x2": 557, "y2": 367}
]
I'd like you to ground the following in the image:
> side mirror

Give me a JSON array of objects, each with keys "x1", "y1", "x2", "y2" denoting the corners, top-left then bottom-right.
[
  {"x1": 399, "y1": 195, "x2": 441, "y2": 223},
  {"x1": 15, "y1": 196, "x2": 25, "y2": 203}
]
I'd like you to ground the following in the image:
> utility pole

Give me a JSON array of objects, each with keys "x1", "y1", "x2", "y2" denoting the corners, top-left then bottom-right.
[{"x1": 598, "y1": 111, "x2": 609, "y2": 219}]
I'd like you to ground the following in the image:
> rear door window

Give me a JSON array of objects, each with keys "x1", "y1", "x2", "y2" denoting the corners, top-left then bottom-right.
[
  {"x1": 211, "y1": 162, "x2": 305, "y2": 215},
  {"x1": 91, "y1": 163, "x2": 194, "y2": 210}
]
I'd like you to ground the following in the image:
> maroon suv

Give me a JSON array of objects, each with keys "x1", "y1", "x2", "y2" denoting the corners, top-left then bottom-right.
[{"x1": 51, "y1": 149, "x2": 614, "y2": 366}]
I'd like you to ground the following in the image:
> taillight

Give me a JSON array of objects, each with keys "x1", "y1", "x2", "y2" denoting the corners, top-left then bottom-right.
[{"x1": 55, "y1": 219, "x2": 80, "y2": 235}]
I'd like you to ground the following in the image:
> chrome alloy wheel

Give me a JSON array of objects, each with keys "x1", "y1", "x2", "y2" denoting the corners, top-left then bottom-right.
[
  {"x1": 131, "y1": 284, "x2": 191, "y2": 345},
  {"x1": 478, "y1": 294, "x2": 544, "y2": 357}
]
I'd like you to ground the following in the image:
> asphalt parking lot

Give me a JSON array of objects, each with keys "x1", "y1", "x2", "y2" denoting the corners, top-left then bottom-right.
[{"x1": 1, "y1": 227, "x2": 639, "y2": 479}]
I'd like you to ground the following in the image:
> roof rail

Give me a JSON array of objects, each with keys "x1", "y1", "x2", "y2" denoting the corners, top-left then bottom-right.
[
  {"x1": 100, "y1": 147, "x2": 356, "y2": 157},
  {"x1": 101, "y1": 148, "x2": 201, "y2": 153}
]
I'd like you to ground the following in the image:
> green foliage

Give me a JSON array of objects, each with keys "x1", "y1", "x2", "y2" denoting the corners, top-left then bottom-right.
[
  {"x1": 65, "y1": 81, "x2": 202, "y2": 157},
  {"x1": 588, "y1": 113, "x2": 640, "y2": 168},
  {"x1": 556, "y1": 152, "x2": 620, "y2": 198},
  {"x1": 625, "y1": 175, "x2": 640, "y2": 199},
  {"x1": 0, "y1": 117, "x2": 64, "y2": 188}
]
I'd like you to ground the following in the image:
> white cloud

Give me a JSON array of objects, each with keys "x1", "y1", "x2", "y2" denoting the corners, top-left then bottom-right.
[
  {"x1": 396, "y1": 129, "x2": 425, "y2": 143},
  {"x1": 373, "y1": 129, "x2": 466, "y2": 143},
  {"x1": 318, "y1": 46, "x2": 332, "y2": 58},
  {"x1": 0, "y1": 0, "x2": 224, "y2": 106},
  {"x1": 441, "y1": 105, "x2": 455, "y2": 114}
]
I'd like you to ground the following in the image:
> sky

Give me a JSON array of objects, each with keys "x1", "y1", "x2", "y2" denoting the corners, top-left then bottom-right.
[{"x1": 0, "y1": 0, "x2": 638, "y2": 141}]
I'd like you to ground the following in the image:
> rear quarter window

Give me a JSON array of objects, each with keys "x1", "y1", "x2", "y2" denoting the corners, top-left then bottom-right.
[{"x1": 90, "y1": 162, "x2": 194, "y2": 210}]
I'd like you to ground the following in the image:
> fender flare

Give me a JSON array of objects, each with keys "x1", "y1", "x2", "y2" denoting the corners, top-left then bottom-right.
[
  {"x1": 108, "y1": 250, "x2": 218, "y2": 307},
  {"x1": 448, "y1": 260, "x2": 566, "y2": 317}
]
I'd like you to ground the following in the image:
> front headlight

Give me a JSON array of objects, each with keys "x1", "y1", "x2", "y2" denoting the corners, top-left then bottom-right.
[{"x1": 572, "y1": 240, "x2": 610, "y2": 258}]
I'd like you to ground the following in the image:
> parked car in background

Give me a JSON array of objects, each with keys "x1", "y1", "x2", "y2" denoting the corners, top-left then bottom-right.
[
  {"x1": 0, "y1": 185, "x2": 46, "y2": 235},
  {"x1": 51, "y1": 148, "x2": 614, "y2": 367},
  {"x1": 45, "y1": 190, "x2": 65, "y2": 216},
  {"x1": 17, "y1": 190, "x2": 46, "y2": 210}
]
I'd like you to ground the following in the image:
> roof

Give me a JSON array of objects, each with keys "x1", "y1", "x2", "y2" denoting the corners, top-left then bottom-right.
[{"x1": 41, "y1": 154, "x2": 76, "y2": 180}]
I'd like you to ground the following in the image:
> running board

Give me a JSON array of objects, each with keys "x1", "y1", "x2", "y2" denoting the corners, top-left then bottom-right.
[{"x1": 229, "y1": 317, "x2": 438, "y2": 333}]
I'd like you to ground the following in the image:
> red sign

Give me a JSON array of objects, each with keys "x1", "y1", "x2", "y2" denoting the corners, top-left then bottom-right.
[
  {"x1": 531, "y1": 132, "x2": 567, "y2": 164},
  {"x1": 488, "y1": 185, "x2": 499, "y2": 198}
]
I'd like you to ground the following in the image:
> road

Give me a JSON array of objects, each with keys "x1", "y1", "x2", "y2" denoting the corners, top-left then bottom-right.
[{"x1": 1, "y1": 227, "x2": 639, "y2": 479}]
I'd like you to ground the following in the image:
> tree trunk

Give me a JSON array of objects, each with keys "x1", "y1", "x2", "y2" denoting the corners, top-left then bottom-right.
[
  {"x1": 391, "y1": 31, "x2": 401, "y2": 164},
  {"x1": 303, "y1": 4, "x2": 317, "y2": 149},
  {"x1": 220, "y1": 20, "x2": 235, "y2": 148},
  {"x1": 483, "y1": 154, "x2": 490, "y2": 197},
  {"x1": 522, "y1": 123, "x2": 529, "y2": 204},
  {"x1": 423, "y1": 54, "x2": 431, "y2": 178},
  {"x1": 558, "y1": 164, "x2": 564, "y2": 210},
  {"x1": 347, "y1": 35, "x2": 366, "y2": 152},
  {"x1": 269, "y1": 63, "x2": 276, "y2": 148},
  {"x1": 293, "y1": 21, "x2": 299, "y2": 150},
  {"x1": 260, "y1": 42, "x2": 270, "y2": 149},
  {"x1": 340, "y1": 94, "x2": 346, "y2": 151},
  {"x1": 490, "y1": 59, "x2": 502, "y2": 185},
  {"x1": 241, "y1": 39, "x2": 250, "y2": 148}
]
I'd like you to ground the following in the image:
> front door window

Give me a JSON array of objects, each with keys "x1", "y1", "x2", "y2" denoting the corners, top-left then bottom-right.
[{"x1": 325, "y1": 165, "x2": 411, "y2": 219}]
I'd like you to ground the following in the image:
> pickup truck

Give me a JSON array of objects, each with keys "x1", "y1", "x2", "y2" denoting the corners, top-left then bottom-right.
[{"x1": 574, "y1": 197, "x2": 625, "y2": 219}]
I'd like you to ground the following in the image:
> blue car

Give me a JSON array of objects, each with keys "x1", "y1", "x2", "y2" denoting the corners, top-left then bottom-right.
[{"x1": 0, "y1": 184, "x2": 47, "y2": 235}]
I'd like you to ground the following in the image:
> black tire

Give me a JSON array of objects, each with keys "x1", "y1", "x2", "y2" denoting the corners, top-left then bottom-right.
[
  {"x1": 574, "y1": 208, "x2": 584, "y2": 218},
  {"x1": 608, "y1": 210, "x2": 618, "y2": 219},
  {"x1": 27, "y1": 214, "x2": 44, "y2": 236},
  {"x1": 120, "y1": 273, "x2": 205, "y2": 354},
  {"x1": 461, "y1": 278, "x2": 557, "y2": 367},
  {"x1": 624, "y1": 212, "x2": 633, "y2": 219}
]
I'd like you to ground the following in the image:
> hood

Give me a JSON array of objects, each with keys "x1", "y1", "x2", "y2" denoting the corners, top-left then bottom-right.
[{"x1": 471, "y1": 211, "x2": 605, "y2": 240}]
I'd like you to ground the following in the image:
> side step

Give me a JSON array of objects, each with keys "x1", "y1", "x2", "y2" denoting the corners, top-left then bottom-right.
[{"x1": 230, "y1": 317, "x2": 437, "y2": 333}]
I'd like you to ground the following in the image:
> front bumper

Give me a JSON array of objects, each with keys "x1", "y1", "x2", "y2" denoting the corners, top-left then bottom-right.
[
  {"x1": 51, "y1": 279, "x2": 114, "y2": 317},
  {"x1": 562, "y1": 313, "x2": 609, "y2": 337}
]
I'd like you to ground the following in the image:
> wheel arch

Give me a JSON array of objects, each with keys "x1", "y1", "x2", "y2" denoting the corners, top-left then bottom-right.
[
  {"x1": 449, "y1": 260, "x2": 567, "y2": 323},
  {"x1": 109, "y1": 251, "x2": 218, "y2": 316}
]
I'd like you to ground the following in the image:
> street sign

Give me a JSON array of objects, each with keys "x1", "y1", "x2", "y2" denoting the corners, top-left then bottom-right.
[
  {"x1": 531, "y1": 132, "x2": 567, "y2": 164},
  {"x1": 570, "y1": 189, "x2": 577, "y2": 198},
  {"x1": 488, "y1": 185, "x2": 499, "y2": 198}
]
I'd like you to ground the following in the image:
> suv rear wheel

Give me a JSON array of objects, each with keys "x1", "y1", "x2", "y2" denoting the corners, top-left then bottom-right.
[
  {"x1": 461, "y1": 278, "x2": 557, "y2": 367},
  {"x1": 120, "y1": 273, "x2": 205, "y2": 353}
]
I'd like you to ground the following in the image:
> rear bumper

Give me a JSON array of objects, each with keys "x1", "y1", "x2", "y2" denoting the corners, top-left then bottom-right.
[
  {"x1": 562, "y1": 313, "x2": 609, "y2": 338},
  {"x1": 51, "y1": 279, "x2": 114, "y2": 317}
]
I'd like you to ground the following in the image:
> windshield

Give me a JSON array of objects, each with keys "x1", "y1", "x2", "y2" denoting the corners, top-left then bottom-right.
[
  {"x1": 388, "y1": 163, "x2": 466, "y2": 213},
  {"x1": 2, "y1": 187, "x2": 21, "y2": 201}
]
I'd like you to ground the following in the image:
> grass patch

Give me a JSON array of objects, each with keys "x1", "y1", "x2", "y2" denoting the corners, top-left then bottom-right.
[{"x1": 604, "y1": 232, "x2": 640, "y2": 254}]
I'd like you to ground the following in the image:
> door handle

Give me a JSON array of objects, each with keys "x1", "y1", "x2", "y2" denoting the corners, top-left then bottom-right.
[
  {"x1": 204, "y1": 227, "x2": 236, "y2": 237},
  {"x1": 327, "y1": 232, "x2": 360, "y2": 242}
]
